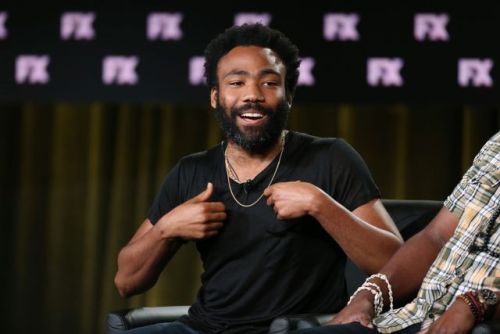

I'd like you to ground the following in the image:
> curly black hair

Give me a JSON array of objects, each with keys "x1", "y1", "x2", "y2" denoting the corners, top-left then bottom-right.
[{"x1": 204, "y1": 23, "x2": 301, "y2": 99}]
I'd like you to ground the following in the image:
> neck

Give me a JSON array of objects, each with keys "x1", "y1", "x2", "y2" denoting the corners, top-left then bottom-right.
[
  {"x1": 227, "y1": 140, "x2": 281, "y2": 163},
  {"x1": 225, "y1": 131, "x2": 286, "y2": 182}
]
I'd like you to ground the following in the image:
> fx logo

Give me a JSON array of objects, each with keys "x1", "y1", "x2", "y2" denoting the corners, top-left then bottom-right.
[
  {"x1": 61, "y1": 12, "x2": 96, "y2": 40},
  {"x1": 324, "y1": 13, "x2": 360, "y2": 41},
  {"x1": 458, "y1": 59, "x2": 493, "y2": 87},
  {"x1": 102, "y1": 56, "x2": 139, "y2": 85},
  {"x1": 189, "y1": 56, "x2": 205, "y2": 86},
  {"x1": 147, "y1": 13, "x2": 183, "y2": 41},
  {"x1": 16, "y1": 55, "x2": 50, "y2": 84},
  {"x1": 298, "y1": 57, "x2": 315, "y2": 86},
  {"x1": 367, "y1": 58, "x2": 404, "y2": 87},
  {"x1": 414, "y1": 13, "x2": 449, "y2": 42},
  {"x1": 0, "y1": 12, "x2": 7, "y2": 39},
  {"x1": 234, "y1": 13, "x2": 272, "y2": 26}
]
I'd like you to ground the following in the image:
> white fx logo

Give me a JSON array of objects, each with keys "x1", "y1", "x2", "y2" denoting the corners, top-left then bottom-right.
[
  {"x1": 0, "y1": 12, "x2": 7, "y2": 39},
  {"x1": 102, "y1": 56, "x2": 139, "y2": 85},
  {"x1": 367, "y1": 58, "x2": 404, "y2": 87},
  {"x1": 414, "y1": 14, "x2": 449, "y2": 41},
  {"x1": 234, "y1": 13, "x2": 272, "y2": 26},
  {"x1": 147, "y1": 13, "x2": 183, "y2": 41},
  {"x1": 458, "y1": 59, "x2": 493, "y2": 87},
  {"x1": 298, "y1": 58, "x2": 315, "y2": 86},
  {"x1": 16, "y1": 55, "x2": 50, "y2": 84},
  {"x1": 323, "y1": 13, "x2": 360, "y2": 41},
  {"x1": 61, "y1": 12, "x2": 96, "y2": 40},
  {"x1": 189, "y1": 56, "x2": 205, "y2": 86}
]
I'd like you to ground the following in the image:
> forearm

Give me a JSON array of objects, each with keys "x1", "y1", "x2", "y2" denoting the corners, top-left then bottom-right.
[
  {"x1": 343, "y1": 230, "x2": 443, "y2": 322},
  {"x1": 376, "y1": 229, "x2": 443, "y2": 305},
  {"x1": 310, "y1": 195, "x2": 403, "y2": 274},
  {"x1": 375, "y1": 208, "x2": 457, "y2": 306},
  {"x1": 115, "y1": 222, "x2": 182, "y2": 297}
]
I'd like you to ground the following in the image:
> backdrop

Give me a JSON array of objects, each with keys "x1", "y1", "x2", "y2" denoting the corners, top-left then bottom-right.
[{"x1": 1, "y1": 102, "x2": 498, "y2": 334}]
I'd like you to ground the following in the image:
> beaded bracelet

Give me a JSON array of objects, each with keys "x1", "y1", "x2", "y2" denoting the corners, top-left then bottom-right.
[
  {"x1": 364, "y1": 282, "x2": 384, "y2": 312},
  {"x1": 457, "y1": 293, "x2": 482, "y2": 323},
  {"x1": 348, "y1": 273, "x2": 394, "y2": 316},
  {"x1": 458, "y1": 292, "x2": 485, "y2": 323},
  {"x1": 367, "y1": 273, "x2": 394, "y2": 312},
  {"x1": 348, "y1": 285, "x2": 383, "y2": 315}
]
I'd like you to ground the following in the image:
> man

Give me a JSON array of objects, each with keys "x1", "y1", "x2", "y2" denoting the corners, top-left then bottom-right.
[
  {"x1": 293, "y1": 131, "x2": 500, "y2": 334},
  {"x1": 114, "y1": 23, "x2": 403, "y2": 333}
]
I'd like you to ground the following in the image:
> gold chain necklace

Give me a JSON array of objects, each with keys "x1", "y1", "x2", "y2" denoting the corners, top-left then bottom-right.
[{"x1": 224, "y1": 131, "x2": 287, "y2": 208}]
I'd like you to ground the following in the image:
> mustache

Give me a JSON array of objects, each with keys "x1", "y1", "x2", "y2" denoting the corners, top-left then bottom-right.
[{"x1": 232, "y1": 103, "x2": 271, "y2": 116}]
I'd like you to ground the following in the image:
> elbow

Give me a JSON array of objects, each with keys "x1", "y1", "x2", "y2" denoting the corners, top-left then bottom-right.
[
  {"x1": 366, "y1": 237, "x2": 404, "y2": 274},
  {"x1": 114, "y1": 273, "x2": 134, "y2": 298},
  {"x1": 114, "y1": 270, "x2": 154, "y2": 298}
]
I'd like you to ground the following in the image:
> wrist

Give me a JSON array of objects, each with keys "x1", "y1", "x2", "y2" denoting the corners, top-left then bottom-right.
[
  {"x1": 457, "y1": 292, "x2": 484, "y2": 323},
  {"x1": 307, "y1": 187, "x2": 329, "y2": 217},
  {"x1": 476, "y1": 289, "x2": 499, "y2": 320},
  {"x1": 353, "y1": 289, "x2": 377, "y2": 308},
  {"x1": 156, "y1": 217, "x2": 180, "y2": 240}
]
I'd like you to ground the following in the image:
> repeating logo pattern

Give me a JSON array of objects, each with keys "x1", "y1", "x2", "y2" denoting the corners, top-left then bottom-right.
[{"x1": 0, "y1": 9, "x2": 496, "y2": 101}]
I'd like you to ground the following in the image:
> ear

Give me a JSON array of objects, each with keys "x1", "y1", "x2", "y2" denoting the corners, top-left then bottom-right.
[
  {"x1": 286, "y1": 94, "x2": 293, "y2": 109},
  {"x1": 210, "y1": 87, "x2": 218, "y2": 109}
]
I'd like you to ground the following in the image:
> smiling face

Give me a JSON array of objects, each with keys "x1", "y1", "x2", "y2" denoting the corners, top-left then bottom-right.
[{"x1": 211, "y1": 46, "x2": 291, "y2": 153}]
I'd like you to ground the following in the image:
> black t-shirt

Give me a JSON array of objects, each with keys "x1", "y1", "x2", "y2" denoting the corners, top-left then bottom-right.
[{"x1": 148, "y1": 131, "x2": 380, "y2": 333}]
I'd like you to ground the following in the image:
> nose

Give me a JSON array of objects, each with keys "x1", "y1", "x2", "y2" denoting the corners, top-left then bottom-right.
[{"x1": 243, "y1": 82, "x2": 264, "y2": 103}]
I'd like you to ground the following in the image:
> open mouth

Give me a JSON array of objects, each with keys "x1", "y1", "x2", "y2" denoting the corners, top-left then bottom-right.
[{"x1": 239, "y1": 112, "x2": 265, "y2": 121}]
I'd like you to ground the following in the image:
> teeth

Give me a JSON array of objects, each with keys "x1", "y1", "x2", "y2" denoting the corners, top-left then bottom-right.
[{"x1": 241, "y1": 113, "x2": 263, "y2": 118}]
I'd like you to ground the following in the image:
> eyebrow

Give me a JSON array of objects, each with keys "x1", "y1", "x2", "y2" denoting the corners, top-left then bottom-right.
[{"x1": 223, "y1": 68, "x2": 282, "y2": 79}]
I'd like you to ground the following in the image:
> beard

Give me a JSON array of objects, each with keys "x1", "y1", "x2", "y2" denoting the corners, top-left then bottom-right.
[{"x1": 215, "y1": 98, "x2": 290, "y2": 154}]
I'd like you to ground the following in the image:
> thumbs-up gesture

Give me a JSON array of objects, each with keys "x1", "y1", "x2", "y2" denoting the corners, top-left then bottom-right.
[{"x1": 158, "y1": 183, "x2": 226, "y2": 240}]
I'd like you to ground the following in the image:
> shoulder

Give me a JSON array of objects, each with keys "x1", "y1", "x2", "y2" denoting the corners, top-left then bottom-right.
[
  {"x1": 177, "y1": 144, "x2": 222, "y2": 171},
  {"x1": 289, "y1": 131, "x2": 342, "y2": 150},
  {"x1": 289, "y1": 131, "x2": 359, "y2": 158},
  {"x1": 471, "y1": 131, "x2": 500, "y2": 174}
]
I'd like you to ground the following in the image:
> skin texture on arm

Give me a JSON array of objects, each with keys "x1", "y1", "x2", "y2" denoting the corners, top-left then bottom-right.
[
  {"x1": 263, "y1": 181, "x2": 403, "y2": 274},
  {"x1": 114, "y1": 183, "x2": 226, "y2": 297},
  {"x1": 330, "y1": 206, "x2": 459, "y2": 327},
  {"x1": 418, "y1": 287, "x2": 500, "y2": 334}
]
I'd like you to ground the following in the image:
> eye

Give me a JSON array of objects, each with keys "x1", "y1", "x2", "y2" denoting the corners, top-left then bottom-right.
[
  {"x1": 229, "y1": 81, "x2": 243, "y2": 86},
  {"x1": 263, "y1": 81, "x2": 278, "y2": 87}
]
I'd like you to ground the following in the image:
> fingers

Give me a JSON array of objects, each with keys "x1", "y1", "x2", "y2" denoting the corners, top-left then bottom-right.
[
  {"x1": 188, "y1": 182, "x2": 214, "y2": 203},
  {"x1": 204, "y1": 202, "x2": 226, "y2": 212},
  {"x1": 206, "y1": 211, "x2": 227, "y2": 222},
  {"x1": 203, "y1": 222, "x2": 224, "y2": 232},
  {"x1": 178, "y1": 219, "x2": 224, "y2": 240},
  {"x1": 263, "y1": 186, "x2": 273, "y2": 197}
]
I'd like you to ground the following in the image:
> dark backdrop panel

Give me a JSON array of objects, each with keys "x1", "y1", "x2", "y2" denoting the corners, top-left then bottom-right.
[{"x1": 0, "y1": 1, "x2": 499, "y2": 103}]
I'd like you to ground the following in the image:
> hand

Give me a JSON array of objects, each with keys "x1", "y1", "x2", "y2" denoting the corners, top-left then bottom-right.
[
  {"x1": 327, "y1": 290, "x2": 375, "y2": 328},
  {"x1": 263, "y1": 181, "x2": 323, "y2": 220},
  {"x1": 158, "y1": 183, "x2": 226, "y2": 240},
  {"x1": 417, "y1": 299, "x2": 475, "y2": 334}
]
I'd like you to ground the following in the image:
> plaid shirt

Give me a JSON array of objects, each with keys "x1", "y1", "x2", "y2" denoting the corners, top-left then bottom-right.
[{"x1": 374, "y1": 131, "x2": 500, "y2": 333}]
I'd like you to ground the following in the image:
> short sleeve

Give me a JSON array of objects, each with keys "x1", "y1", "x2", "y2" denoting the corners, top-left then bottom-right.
[
  {"x1": 147, "y1": 162, "x2": 183, "y2": 225},
  {"x1": 444, "y1": 131, "x2": 500, "y2": 217},
  {"x1": 330, "y1": 139, "x2": 381, "y2": 211}
]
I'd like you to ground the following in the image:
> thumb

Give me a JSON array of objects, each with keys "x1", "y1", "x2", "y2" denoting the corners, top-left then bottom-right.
[
  {"x1": 188, "y1": 182, "x2": 213, "y2": 203},
  {"x1": 360, "y1": 319, "x2": 374, "y2": 328}
]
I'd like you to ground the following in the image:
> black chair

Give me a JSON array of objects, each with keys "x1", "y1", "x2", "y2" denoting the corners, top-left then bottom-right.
[{"x1": 107, "y1": 199, "x2": 497, "y2": 334}]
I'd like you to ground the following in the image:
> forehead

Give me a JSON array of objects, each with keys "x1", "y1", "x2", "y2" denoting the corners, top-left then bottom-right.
[{"x1": 217, "y1": 46, "x2": 286, "y2": 77}]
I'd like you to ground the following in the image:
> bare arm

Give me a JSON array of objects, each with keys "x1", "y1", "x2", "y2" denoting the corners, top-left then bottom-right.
[
  {"x1": 378, "y1": 207, "x2": 458, "y2": 302},
  {"x1": 418, "y1": 279, "x2": 500, "y2": 334},
  {"x1": 264, "y1": 181, "x2": 403, "y2": 274},
  {"x1": 331, "y1": 206, "x2": 458, "y2": 326},
  {"x1": 114, "y1": 219, "x2": 182, "y2": 298},
  {"x1": 114, "y1": 183, "x2": 226, "y2": 297}
]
